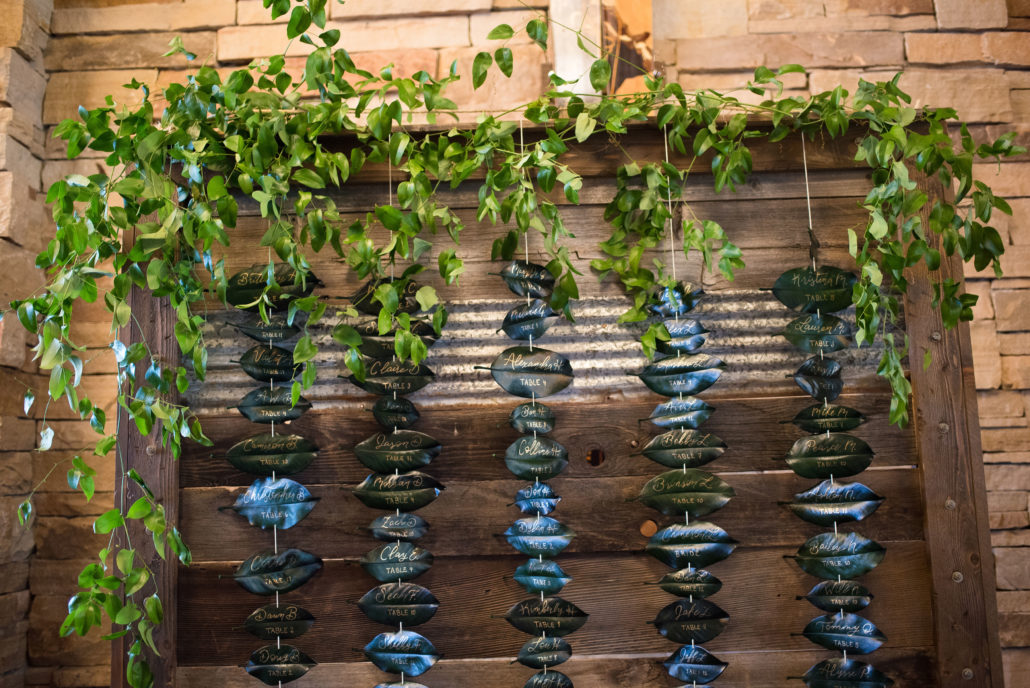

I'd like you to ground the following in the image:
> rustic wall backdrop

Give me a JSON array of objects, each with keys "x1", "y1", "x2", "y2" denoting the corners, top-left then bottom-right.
[{"x1": 0, "y1": 0, "x2": 1027, "y2": 686}]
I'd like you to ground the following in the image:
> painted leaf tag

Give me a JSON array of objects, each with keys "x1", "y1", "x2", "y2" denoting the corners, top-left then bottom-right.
[
  {"x1": 638, "y1": 429, "x2": 726, "y2": 468},
  {"x1": 634, "y1": 354, "x2": 725, "y2": 398},
  {"x1": 353, "y1": 472, "x2": 443, "y2": 511},
  {"x1": 226, "y1": 433, "x2": 318, "y2": 476},
  {"x1": 347, "y1": 357, "x2": 435, "y2": 396},
  {"x1": 364, "y1": 630, "x2": 439, "y2": 676},
  {"x1": 358, "y1": 582, "x2": 439, "y2": 626},
  {"x1": 351, "y1": 278, "x2": 422, "y2": 316},
  {"x1": 501, "y1": 299, "x2": 560, "y2": 340},
  {"x1": 514, "y1": 558, "x2": 572, "y2": 595},
  {"x1": 784, "y1": 433, "x2": 874, "y2": 480},
  {"x1": 664, "y1": 643, "x2": 728, "y2": 684},
  {"x1": 793, "y1": 532, "x2": 886, "y2": 580},
  {"x1": 655, "y1": 567, "x2": 722, "y2": 599},
  {"x1": 787, "y1": 403, "x2": 867, "y2": 434},
  {"x1": 372, "y1": 396, "x2": 421, "y2": 430},
  {"x1": 243, "y1": 604, "x2": 315, "y2": 640},
  {"x1": 794, "y1": 356, "x2": 843, "y2": 402},
  {"x1": 353, "y1": 430, "x2": 442, "y2": 473},
  {"x1": 239, "y1": 345, "x2": 299, "y2": 383},
  {"x1": 773, "y1": 266, "x2": 857, "y2": 314},
  {"x1": 638, "y1": 469, "x2": 735, "y2": 517},
  {"x1": 803, "y1": 613, "x2": 886, "y2": 654},
  {"x1": 788, "y1": 479, "x2": 884, "y2": 526},
  {"x1": 222, "y1": 477, "x2": 319, "y2": 529},
  {"x1": 369, "y1": 513, "x2": 429, "y2": 542},
  {"x1": 505, "y1": 436, "x2": 569, "y2": 481},
  {"x1": 656, "y1": 318, "x2": 709, "y2": 355},
  {"x1": 235, "y1": 314, "x2": 300, "y2": 344},
  {"x1": 646, "y1": 522, "x2": 737, "y2": 569},
  {"x1": 800, "y1": 658, "x2": 894, "y2": 688},
  {"x1": 782, "y1": 313, "x2": 852, "y2": 353},
  {"x1": 245, "y1": 644, "x2": 316, "y2": 685},
  {"x1": 517, "y1": 635, "x2": 572, "y2": 669},
  {"x1": 234, "y1": 549, "x2": 323, "y2": 595},
  {"x1": 226, "y1": 263, "x2": 321, "y2": 312},
  {"x1": 651, "y1": 598, "x2": 728, "y2": 644},
  {"x1": 374, "y1": 683, "x2": 429, "y2": 688},
  {"x1": 484, "y1": 347, "x2": 573, "y2": 398},
  {"x1": 800, "y1": 580, "x2": 875, "y2": 614},
  {"x1": 503, "y1": 596, "x2": 588, "y2": 637},
  {"x1": 510, "y1": 402, "x2": 556, "y2": 435},
  {"x1": 645, "y1": 396, "x2": 715, "y2": 430},
  {"x1": 230, "y1": 386, "x2": 312, "y2": 424},
  {"x1": 497, "y1": 260, "x2": 555, "y2": 298},
  {"x1": 354, "y1": 319, "x2": 438, "y2": 359},
  {"x1": 361, "y1": 542, "x2": 434, "y2": 582},
  {"x1": 649, "y1": 282, "x2": 705, "y2": 317},
  {"x1": 524, "y1": 670, "x2": 573, "y2": 688},
  {"x1": 505, "y1": 516, "x2": 575, "y2": 558},
  {"x1": 512, "y1": 481, "x2": 562, "y2": 516}
]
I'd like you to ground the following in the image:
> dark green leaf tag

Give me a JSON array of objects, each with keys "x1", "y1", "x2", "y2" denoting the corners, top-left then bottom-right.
[
  {"x1": 353, "y1": 430, "x2": 441, "y2": 473},
  {"x1": 368, "y1": 512, "x2": 429, "y2": 542},
  {"x1": 803, "y1": 613, "x2": 887, "y2": 654},
  {"x1": 786, "y1": 403, "x2": 866, "y2": 434},
  {"x1": 792, "y1": 532, "x2": 886, "y2": 580},
  {"x1": 663, "y1": 644, "x2": 728, "y2": 684},
  {"x1": 346, "y1": 357, "x2": 435, "y2": 396},
  {"x1": 783, "y1": 433, "x2": 874, "y2": 479},
  {"x1": 638, "y1": 469, "x2": 735, "y2": 517},
  {"x1": 800, "y1": 580, "x2": 874, "y2": 613},
  {"x1": 229, "y1": 387, "x2": 312, "y2": 424},
  {"x1": 222, "y1": 477, "x2": 319, "y2": 529},
  {"x1": 243, "y1": 604, "x2": 315, "y2": 640},
  {"x1": 773, "y1": 266, "x2": 857, "y2": 314},
  {"x1": 787, "y1": 479, "x2": 884, "y2": 526},
  {"x1": 371, "y1": 396, "x2": 421, "y2": 430},
  {"x1": 517, "y1": 635, "x2": 571, "y2": 669},
  {"x1": 357, "y1": 582, "x2": 439, "y2": 626},
  {"x1": 638, "y1": 429, "x2": 726, "y2": 468},
  {"x1": 514, "y1": 558, "x2": 572, "y2": 595},
  {"x1": 656, "y1": 318, "x2": 709, "y2": 355},
  {"x1": 645, "y1": 521, "x2": 737, "y2": 569},
  {"x1": 361, "y1": 542, "x2": 434, "y2": 582},
  {"x1": 364, "y1": 630, "x2": 439, "y2": 676},
  {"x1": 525, "y1": 670, "x2": 572, "y2": 688},
  {"x1": 353, "y1": 472, "x2": 443, "y2": 511},
  {"x1": 239, "y1": 344, "x2": 299, "y2": 383},
  {"x1": 245, "y1": 644, "x2": 316, "y2": 685},
  {"x1": 634, "y1": 354, "x2": 725, "y2": 398},
  {"x1": 510, "y1": 402, "x2": 556, "y2": 435},
  {"x1": 235, "y1": 314, "x2": 300, "y2": 343},
  {"x1": 501, "y1": 299, "x2": 560, "y2": 341},
  {"x1": 794, "y1": 355, "x2": 843, "y2": 402},
  {"x1": 233, "y1": 549, "x2": 323, "y2": 595},
  {"x1": 512, "y1": 481, "x2": 561, "y2": 515},
  {"x1": 496, "y1": 260, "x2": 555, "y2": 298},
  {"x1": 800, "y1": 658, "x2": 894, "y2": 688},
  {"x1": 225, "y1": 433, "x2": 318, "y2": 477},
  {"x1": 503, "y1": 596, "x2": 588, "y2": 637},
  {"x1": 782, "y1": 313, "x2": 852, "y2": 353},
  {"x1": 484, "y1": 346, "x2": 573, "y2": 398},
  {"x1": 649, "y1": 282, "x2": 704, "y2": 318},
  {"x1": 651, "y1": 598, "x2": 728, "y2": 644},
  {"x1": 655, "y1": 567, "x2": 722, "y2": 599},
  {"x1": 505, "y1": 516, "x2": 575, "y2": 558},
  {"x1": 504, "y1": 435, "x2": 569, "y2": 480},
  {"x1": 645, "y1": 396, "x2": 715, "y2": 430}
]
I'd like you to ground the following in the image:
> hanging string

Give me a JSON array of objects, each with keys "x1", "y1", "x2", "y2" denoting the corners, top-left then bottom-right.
[
  {"x1": 663, "y1": 124, "x2": 677, "y2": 290},
  {"x1": 388, "y1": 154, "x2": 395, "y2": 282},
  {"x1": 801, "y1": 134, "x2": 817, "y2": 273}
]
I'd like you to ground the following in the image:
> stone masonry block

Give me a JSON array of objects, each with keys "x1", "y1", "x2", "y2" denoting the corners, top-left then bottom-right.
[
  {"x1": 677, "y1": 31, "x2": 904, "y2": 71},
  {"x1": 996, "y1": 288, "x2": 1030, "y2": 331},
  {"x1": 996, "y1": 546, "x2": 1030, "y2": 588},
  {"x1": 0, "y1": 496, "x2": 33, "y2": 564},
  {"x1": 45, "y1": 31, "x2": 216, "y2": 72},
  {"x1": 469, "y1": 9, "x2": 540, "y2": 45},
  {"x1": 905, "y1": 32, "x2": 982, "y2": 64},
  {"x1": 1002, "y1": 355, "x2": 1030, "y2": 388},
  {"x1": 52, "y1": 0, "x2": 235, "y2": 35},
  {"x1": 935, "y1": 0, "x2": 1008, "y2": 28},
  {"x1": 439, "y1": 44, "x2": 549, "y2": 114},
  {"x1": 653, "y1": 0, "x2": 747, "y2": 41},
  {"x1": 43, "y1": 69, "x2": 158, "y2": 124},
  {"x1": 972, "y1": 319, "x2": 1003, "y2": 389},
  {"x1": 329, "y1": 0, "x2": 492, "y2": 19}
]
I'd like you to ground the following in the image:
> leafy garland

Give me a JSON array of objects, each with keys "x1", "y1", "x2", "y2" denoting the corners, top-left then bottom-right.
[{"x1": 3, "y1": 2, "x2": 1023, "y2": 684}]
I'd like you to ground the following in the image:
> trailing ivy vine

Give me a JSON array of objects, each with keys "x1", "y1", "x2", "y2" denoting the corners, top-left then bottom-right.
[{"x1": 3, "y1": 2, "x2": 1023, "y2": 684}]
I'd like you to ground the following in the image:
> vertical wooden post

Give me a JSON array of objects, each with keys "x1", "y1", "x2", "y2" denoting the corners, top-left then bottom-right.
[
  {"x1": 906, "y1": 178, "x2": 1004, "y2": 688},
  {"x1": 111, "y1": 285, "x2": 180, "y2": 688}
]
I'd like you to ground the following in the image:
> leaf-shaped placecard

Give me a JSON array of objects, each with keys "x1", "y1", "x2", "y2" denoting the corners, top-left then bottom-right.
[
  {"x1": 800, "y1": 580, "x2": 874, "y2": 613},
  {"x1": 483, "y1": 347, "x2": 573, "y2": 398},
  {"x1": 235, "y1": 314, "x2": 300, "y2": 343},
  {"x1": 226, "y1": 263, "x2": 321, "y2": 312},
  {"x1": 638, "y1": 469, "x2": 735, "y2": 517},
  {"x1": 361, "y1": 542, "x2": 434, "y2": 582},
  {"x1": 794, "y1": 356, "x2": 843, "y2": 402},
  {"x1": 504, "y1": 436, "x2": 569, "y2": 481},
  {"x1": 226, "y1": 433, "x2": 318, "y2": 476},
  {"x1": 649, "y1": 282, "x2": 704, "y2": 317},
  {"x1": 512, "y1": 481, "x2": 562, "y2": 515},
  {"x1": 773, "y1": 266, "x2": 857, "y2": 314},
  {"x1": 245, "y1": 644, "x2": 316, "y2": 685},
  {"x1": 638, "y1": 429, "x2": 726, "y2": 468},
  {"x1": 517, "y1": 635, "x2": 571, "y2": 669},
  {"x1": 645, "y1": 396, "x2": 715, "y2": 430},
  {"x1": 645, "y1": 522, "x2": 737, "y2": 569},
  {"x1": 656, "y1": 318, "x2": 709, "y2": 355},
  {"x1": 799, "y1": 658, "x2": 894, "y2": 688},
  {"x1": 347, "y1": 357, "x2": 435, "y2": 396},
  {"x1": 664, "y1": 644, "x2": 728, "y2": 684},
  {"x1": 787, "y1": 403, "x2": 867, "y2": 434},
  {"x1": 354, "y1": 319, "x2": 438, "y2": 359},
  {"x1": 803, "y1": 613, "x2": 886, "y2": 654},
  {"x1": 351, "y1": 278, "x2": 422, "y2": 316},
  {"x1": 782, "y1": 313, "x2": 852, "y2": 354},
  {"x1": 234, "y1": 549, "x2": 323, "y2": 595},
  {"x1": 353, "y1": 472, "x2": 443, "y2": 511},
  {"x1": 524, "y1": 671, "x2": 572, "y2": 688},
  {"x1": 230, "y1": 386, "x2": 312, "y2": 424},
  {"x1": 787, "y1": 479, "x2": 884, "y2": 526},
  {"x1": 514, "y1": 558, "x2": 572, "y2": 595},
  {"x1": 496, "y1": 260, "x2": 555, "y2": 299},
  {"x1": 372, "y1": 396, "x2": 421, "y2": 430},
  {"x1": 373, "y1": 683, "x2": 429, "y2": 688},
  {"x1": 505, "y1": 516, "x2": 575, "y2": 558},
  {"x1": 239, "y1": 345, "x2": 299, "y2": 383},
  {"x1": 364, "y1": 630, "x2": 439, "y2": 676},
  {"x1": 358, "y1": 582, "x2": 439, "y2": 626},
  {"x1": 510, "y1": 402, "x2": 556, "y2": 435},
  {"x1": 792, "y1": 532, "x2": 886, "y2": 580},
  {"x1": 501, "y1": 299, "x2": 560, "y2": 340},
  {"x1": 655, "y1": 567, "x2": 723, "y2": 599},
  {"x1": 651, "y1": 598, "x2": 728, "y2": 644},
  {"x1": 243, "y1": 604, "x2": 316, "y2": 640},
  {"x1": 634, "y1": 354, "x2": 725, "y2": 398},
  {"x1": 503, "y1": 596, "x2": 588, "y2": 637},
  {"x1": 784, "y1": 433, "x2": 874, "y2": 479},
  {"x1": 221, "y1": 477, "x2": 319, "y2": 529},
  {"x1": 353, "y1": 430, "x2": 442, "y2": 473},
  {"x1": 369, "y1": 513, "x2": 429, "y2": 542}
]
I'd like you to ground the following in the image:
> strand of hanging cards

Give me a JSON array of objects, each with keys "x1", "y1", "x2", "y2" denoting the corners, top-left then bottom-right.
[
  {"x1": 222, "y1": 262, "x2": 324, "y2": 686},
  {"x1": 477, "y1": 253, "x2": 587, "y2": 688},
  {"x1": 343, "y1": 275, "x2": 445, "y2": 688}
]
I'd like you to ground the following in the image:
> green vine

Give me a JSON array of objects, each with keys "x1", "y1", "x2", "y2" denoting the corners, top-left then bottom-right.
[{"x1": 3, "y1": 2, "x2": 1022, "y2": 683}]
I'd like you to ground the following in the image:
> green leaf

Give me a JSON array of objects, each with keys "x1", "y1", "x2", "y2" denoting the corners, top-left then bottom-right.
[
  {"x1": 23, "y1": 390, "x2": 34, "y2": 416},
  {"x1": 574, "y1": 112, "x2": 595, "y2": 143},
  {"x1": 94, "y1": 509, "x2": 125, "y2": 535},
  {"x1": 117, "y1": 548, "x2": 135, "y2": 575},
  {"x1": 127, "y1": 497, "x2": 152, "y2": 520},
  {"x1": 494, "y1": 47, "x2": 513, "y2": 78},
  {"x1": 415, "y1": 285, "x2": 438, "y2": 311},
  {"x1": 527, "y1": 18, "x2": 548, "y2": 50},
  {"x1": 39, "y1": 425, "x2": 54, "y2": 451},
  {"x1": 487, "y1": 23, "x2": 514, "y2": 40},
  {"x1": 286, "y1": 6, "x2": 311, "y2": 38},
  {"x1": 144, "y1": 594, "x2": 163, "y2": 625},
  {"x1": 472, "y1": 51, "x2": 492, "y2": 89},
  {"x1": 206, "y1": 175, "x2": 227, "y2": 200},
  {"x1": 589, "y1": 58, "x2": 611, "y2": 92},
  {"x1": 115, "y1": 602, "x2": 141, "y2": 626},
  {"x1": 291, "y1": 168, "x2": 324, "y2": 189},
  {"x1": 293, "y1": 334, "x2": 318, "y2": 363},
  {"x1": 375, "y1": 205, "x2": 403, "y2": 231}
]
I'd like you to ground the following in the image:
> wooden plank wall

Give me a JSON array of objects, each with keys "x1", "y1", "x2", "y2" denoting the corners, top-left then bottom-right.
[{"x1": 139, "y1": 130, "x2": 997, "y2": 687}]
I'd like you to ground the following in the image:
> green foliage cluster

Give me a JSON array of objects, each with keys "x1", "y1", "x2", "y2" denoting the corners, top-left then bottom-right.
[{"x1": 2, "y1": 2, "x2": 1022, "y2": 684}]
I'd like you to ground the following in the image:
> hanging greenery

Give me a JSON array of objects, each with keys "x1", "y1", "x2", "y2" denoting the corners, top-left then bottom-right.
[{"x1": 4, "y1": 1, "x2": 1023, "y2": 683}]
